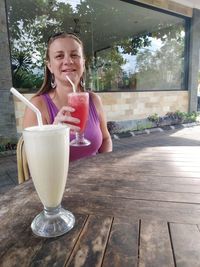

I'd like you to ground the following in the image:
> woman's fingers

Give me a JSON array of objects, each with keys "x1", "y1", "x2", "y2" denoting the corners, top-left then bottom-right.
[
  {"x1": 53, "y1": 106, "x2": 80, "y2": 132},
  {"x1": 57, "y1": 114, "x2": 79, "y2": 124},
  {"x1": 63, "y1": 123, "x2": 80, "y2": 132},
  {"x1": 59, "y1": 106, "x2": 75, "y2": 115}
]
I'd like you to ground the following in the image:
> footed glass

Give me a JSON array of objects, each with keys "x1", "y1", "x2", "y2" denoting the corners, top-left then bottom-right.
[
  {"x1": 68, "y1": 92, "x2": 91, "y2": 147},
  {"x1": 31, "y1": 205, "x2": 75, "y2": 238},
  {"x1": 23, "y1": 124, "x2": 75, "y2": 238}
]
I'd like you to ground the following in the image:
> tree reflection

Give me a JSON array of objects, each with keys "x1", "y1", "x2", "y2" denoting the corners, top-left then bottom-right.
[{"x1": 6, "y1": 0, "x2": 185, "y2": 91}]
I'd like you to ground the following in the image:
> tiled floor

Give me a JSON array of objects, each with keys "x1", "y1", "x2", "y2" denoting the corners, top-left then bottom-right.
[{"x1": 0, "y1": 153, "x2": 18, "y2": 194}]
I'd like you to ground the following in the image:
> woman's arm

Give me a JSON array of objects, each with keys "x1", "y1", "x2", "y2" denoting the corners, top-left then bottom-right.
[
  {"x1": 90, "y1": 92, "x2": 113, "y2": 153},
  {"x1": 23, "y1": 96, "x2": 49, "y2": 128}
]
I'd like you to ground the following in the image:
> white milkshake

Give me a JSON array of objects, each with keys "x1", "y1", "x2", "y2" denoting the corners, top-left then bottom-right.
[
  {"x1": 23, "y1": 124, "x2": 69, "y2": 208},
  {"x1": 11, "y1": 87, "x2": 75, "y2": 237}
]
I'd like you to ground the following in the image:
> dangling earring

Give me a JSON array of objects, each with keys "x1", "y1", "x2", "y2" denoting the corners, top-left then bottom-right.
[
  {"x1": 80, "y1": 77, "x2": 85, "y2": 89},
  {"x1": 51, "y1": 73, "x2": 56, "y2": 89}
]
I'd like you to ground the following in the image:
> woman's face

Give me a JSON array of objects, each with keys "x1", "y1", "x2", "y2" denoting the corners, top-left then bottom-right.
[{"x1": 47, "y1": 37, "x2": 85, "y2": 89}]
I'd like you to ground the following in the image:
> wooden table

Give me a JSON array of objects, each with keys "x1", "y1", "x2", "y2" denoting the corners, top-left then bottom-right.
[{"x1": 1, "y1": 129, "x2": 200, "y2": 267}]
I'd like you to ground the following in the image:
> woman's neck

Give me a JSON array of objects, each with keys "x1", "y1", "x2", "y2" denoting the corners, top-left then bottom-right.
[
  {"x1": 49, "y1": 84, "x2": 71, "y2": 109},
  {"x1": 48, "y1": 78, "x2": 82, "y2": 108}
]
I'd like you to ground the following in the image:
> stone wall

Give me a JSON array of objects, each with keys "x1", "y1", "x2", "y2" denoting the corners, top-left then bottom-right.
[
  {"x1": 101, "y1": 91, "x2": 189, "y2": 121},
  {"x1": 0, "y1": 0, "x2": 17, "y2": 141},
  {"x1": 13, "y1": 91, "x2": 189, "y2": 134}
]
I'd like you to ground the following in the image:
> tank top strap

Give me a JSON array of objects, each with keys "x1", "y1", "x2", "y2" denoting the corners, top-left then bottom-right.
[
  {"x1": 89, "y1": 92, "x2": 99, "y2": 123},
  {"x1": 42, "y1": 94, "x2": 59, "y2": 124}
]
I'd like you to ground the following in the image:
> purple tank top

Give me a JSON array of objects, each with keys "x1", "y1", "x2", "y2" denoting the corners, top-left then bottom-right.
[{"x1": 42, "y1": 93, "x2": 102, "y2": 161}]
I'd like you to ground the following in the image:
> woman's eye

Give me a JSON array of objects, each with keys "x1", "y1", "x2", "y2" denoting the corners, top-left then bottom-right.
[
  {"x1": 71, "y1": 54, "x2": 79, "y2": 58},
  {"x1": 56, "y1": 54, "x2": 63, "y2": 59}
]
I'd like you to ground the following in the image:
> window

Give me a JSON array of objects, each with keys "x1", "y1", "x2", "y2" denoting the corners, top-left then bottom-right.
[{"x1": 6, "y1": 0, "x2": 189, "y2": 92}]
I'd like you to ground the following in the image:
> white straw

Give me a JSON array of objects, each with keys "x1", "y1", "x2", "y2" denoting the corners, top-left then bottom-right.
[
  {"x1": 10, "y1": 87, "x2": 43, "y2": 127},
  {"x1": 66, "y1": 75, "x2": 76, "y2": 93}
]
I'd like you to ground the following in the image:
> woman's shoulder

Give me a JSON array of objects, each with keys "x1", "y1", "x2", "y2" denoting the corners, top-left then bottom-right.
[
  {"x1": 30, "y1": 94, "x2": 46, "y2": 110},
  {"x1": 88, "y1": 91, "x2": 104, "y2": 118},
  {"x1": 88, "y1": 91, "x2": 102, "y2": 105}
]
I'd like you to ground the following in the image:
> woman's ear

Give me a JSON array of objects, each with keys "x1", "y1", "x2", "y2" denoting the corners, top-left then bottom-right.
[
  {"x1": 82, "y1": 57, "x2": 85, "y2": 67},
  {"x1": 47, "y1": 61, "x2": 52, "y2": 73}
]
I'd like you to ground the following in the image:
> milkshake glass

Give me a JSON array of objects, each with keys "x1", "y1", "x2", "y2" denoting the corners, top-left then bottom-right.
[{"x1": 23, "y1": 124, "x2": 75, "y2": 238}]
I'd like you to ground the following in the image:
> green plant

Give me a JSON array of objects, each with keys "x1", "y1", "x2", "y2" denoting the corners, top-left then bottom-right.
[
  {"x1": 167, "y1": 110, "x2": 186, "y2": 120},
  {"x1": 136, "y1": 121, "x2": 146, "y2": 131},
  {"x1": 184, "y1": 111, "x2": 198, "y2": 122},
  {"x1": 148, "y1": 111, "x2": 198, "y2": 127},
  {"x1": 107, "y1": 121, "x2": 121, "y2": 134},
  {"x1": 145, "y1": 122, "x2": 154, "y2": 129},
  {"x1": 147, "y1": 113, "x2": 161, "y2": 126},
  {"x1": 0, "y1": 138, "x2": 17, "y2": 152}
]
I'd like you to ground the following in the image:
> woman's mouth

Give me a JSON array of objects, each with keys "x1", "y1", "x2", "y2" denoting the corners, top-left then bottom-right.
[{"x1": 62, "y1": 69, "x2": 75, "y2": 73}]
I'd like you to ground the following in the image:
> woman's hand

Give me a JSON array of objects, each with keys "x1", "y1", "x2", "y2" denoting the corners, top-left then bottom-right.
[{"x1": 53, "y1": 106, "x2": 80, "y2": 132}]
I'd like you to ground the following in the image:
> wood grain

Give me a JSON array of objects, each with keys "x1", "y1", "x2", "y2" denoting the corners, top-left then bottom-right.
[
  {"x1": 66, "y1": 215, "x2": 113, "y2": 267},
  {"x1": 1, "y1": 128, "x2": 200, "y2": 266},
  {"x1": 102, "y1": 217, "x2": 139, "y2": 267},
  {"x1": 139, "y1": 220, "x2": 174, "y2": 267},
  {"x1": 0, "y1": 214, "x2": 87, "y2": 267},
  {"x1": 170, "y1": 223, "x2": 200, "y2": 267}
]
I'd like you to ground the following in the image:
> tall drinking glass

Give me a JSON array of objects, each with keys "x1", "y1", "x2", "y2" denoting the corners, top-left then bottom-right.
[
  {"x1": 68, "y1": 92, "x2": 91, "y2": 146},
  {"x1": 23, "y1": 124, "x2": 75, "y2": 238}
]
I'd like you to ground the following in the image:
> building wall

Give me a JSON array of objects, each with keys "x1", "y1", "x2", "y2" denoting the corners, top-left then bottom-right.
[
  {"x1": 0, "y1": 0, "x2": 17, "y2": 141},
  {"x1": 2, "y1": 0, "x2": 198, "y2": 139},
  {"x1": 188, "y1": 8, "x2": 200, "y2": 112},
  {"x1": 100, "y1": 91, "x2": 189, "y2": 121},
  {"x1": 13, "y1": 90, "x2": 189, "y2": 134}
]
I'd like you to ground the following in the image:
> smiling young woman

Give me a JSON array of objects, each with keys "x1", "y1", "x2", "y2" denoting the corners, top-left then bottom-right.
[{"x1": 23, "y1": 32, "x2": 113, "y2": 161}]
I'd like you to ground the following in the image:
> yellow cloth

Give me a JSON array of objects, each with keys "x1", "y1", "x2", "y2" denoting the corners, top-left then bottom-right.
[{"x1": 16, "y1": 136, "x2": 30, "y2": 184}]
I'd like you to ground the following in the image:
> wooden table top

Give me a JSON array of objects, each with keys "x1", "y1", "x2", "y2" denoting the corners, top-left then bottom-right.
[{"x1": 1, "y1": 128, "x2": 200, "y2": 267}]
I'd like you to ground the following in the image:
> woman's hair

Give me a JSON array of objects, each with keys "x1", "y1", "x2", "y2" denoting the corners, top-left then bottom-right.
[{"x1": 36, "y1": 32, "x2": 85, "y2": 96}]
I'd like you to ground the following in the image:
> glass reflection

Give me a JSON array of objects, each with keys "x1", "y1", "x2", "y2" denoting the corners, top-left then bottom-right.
[{"x1": 6, "y1": 0, "x2": 186, "y2": 92}]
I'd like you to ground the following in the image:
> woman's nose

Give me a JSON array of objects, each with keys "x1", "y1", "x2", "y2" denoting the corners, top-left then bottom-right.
[{"x1": 63, "y1": 55, "x2": 73, "y2": 64}]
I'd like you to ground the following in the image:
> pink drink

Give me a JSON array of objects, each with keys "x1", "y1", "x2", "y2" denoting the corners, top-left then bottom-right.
[{"x1": 68, "y1": 92, "x2": 89, "y2": 133}]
